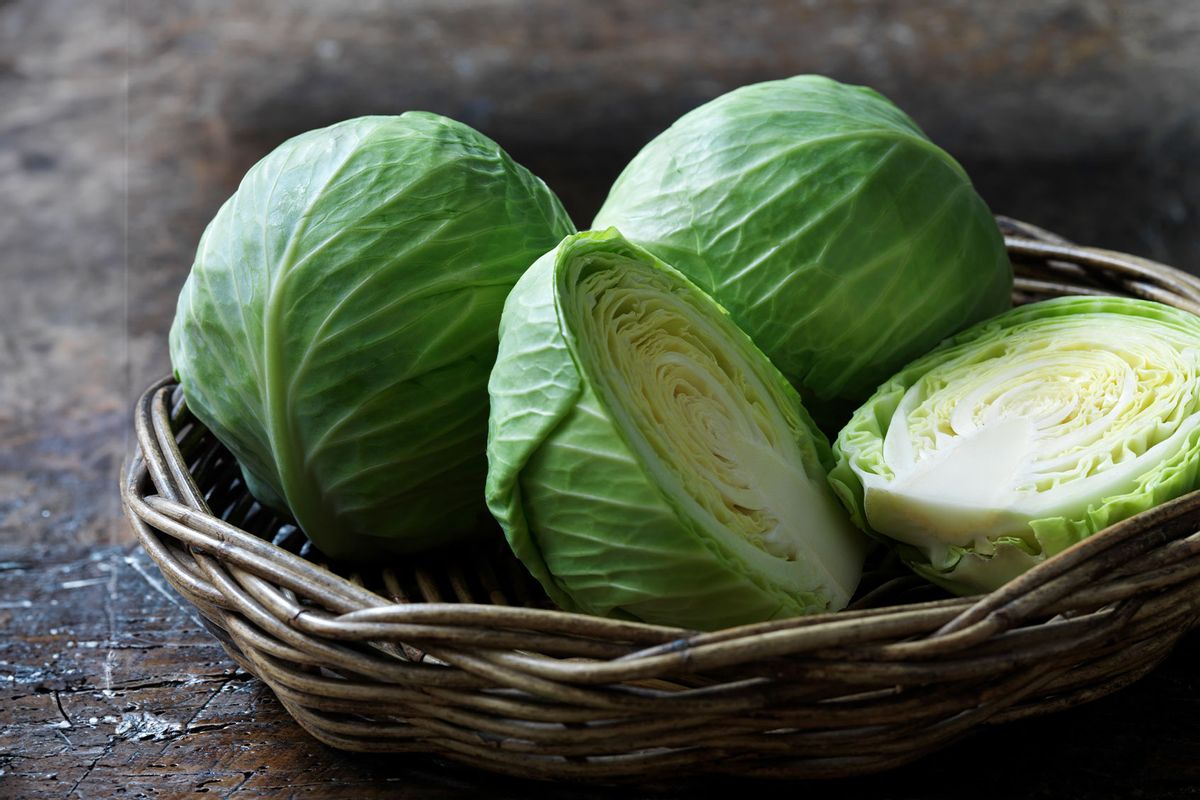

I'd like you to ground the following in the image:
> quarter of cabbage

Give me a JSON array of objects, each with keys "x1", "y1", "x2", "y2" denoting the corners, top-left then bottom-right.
[
  {"x1": 169, "y1": 114, "x2": 575, "y2": 560},
  {"x1": 486, "y1": 229, "x2": 867, "y2": 629},
  {"x1": 594, "y1": 75, "x2": 1012, "y2": 419},
  {"x1": 831, "y1": 296, "x2": 1200, "y2": 594}
]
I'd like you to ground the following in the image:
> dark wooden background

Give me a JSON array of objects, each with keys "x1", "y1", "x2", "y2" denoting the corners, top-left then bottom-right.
[{"x1": 2, "y1": 1, "x2": 1198, "y2": 797}]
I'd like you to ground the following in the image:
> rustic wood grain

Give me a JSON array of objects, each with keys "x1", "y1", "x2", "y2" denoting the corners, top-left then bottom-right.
[{"x1": 2, "y1": 0, "x2": 1199, "y2": 796}]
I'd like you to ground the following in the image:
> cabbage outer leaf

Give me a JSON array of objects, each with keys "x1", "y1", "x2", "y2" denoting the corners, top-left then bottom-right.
[
  {"x1": 831, "y1": 296, "x2": 1200, "y2": 594},
  {"x1": 593, "y1": 75, "x2": 1011, "y2": 417},
  {"x1": 170, "y1": 114, "x2": 574, "y2": 559},
  {"x1": 487, "y1": 229, "x2": 866, "y2": 629}
]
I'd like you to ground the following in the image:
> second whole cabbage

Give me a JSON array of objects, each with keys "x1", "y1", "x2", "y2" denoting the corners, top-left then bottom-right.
[{"x1": 594, "y1": 75, "x2": 1013, "y2": 422}]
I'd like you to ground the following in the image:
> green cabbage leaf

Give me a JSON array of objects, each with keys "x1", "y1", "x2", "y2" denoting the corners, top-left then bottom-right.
[
  {"x1": 486, "y1": 229, "x2": 867, "y2": 629},
  {"x1": 831, "y1": 296, "x2": 1200, "y2": 594},
  {"x1": 170, "y1": 114, "x2": 574, "y2": 560},
  {"x1": 594, "y1": 75, "x2": 1012, "y2": 420}
]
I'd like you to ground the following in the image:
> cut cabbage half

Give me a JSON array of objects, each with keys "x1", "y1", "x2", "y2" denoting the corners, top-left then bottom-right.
[
  {"x1": 831, "y1": 295, "x2": 1200, "y2": 594},
  {"x1": 486, "y1": 229, "x2": 866, "y2": 629}
]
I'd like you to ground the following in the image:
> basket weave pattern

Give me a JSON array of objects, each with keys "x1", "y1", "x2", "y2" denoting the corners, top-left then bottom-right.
[{"x1": 122, "y1": 219, "x2": 1200, "y2": 781}]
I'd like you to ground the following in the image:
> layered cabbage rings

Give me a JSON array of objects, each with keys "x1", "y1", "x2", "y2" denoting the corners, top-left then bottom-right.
[{"x1": 833, "y1": 297, "x2": 1200, "y2": 593}]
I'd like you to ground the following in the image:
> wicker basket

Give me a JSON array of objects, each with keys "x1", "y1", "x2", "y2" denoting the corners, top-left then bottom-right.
[{"x1": 121, "y1": 217, "x2": 1200, "y2": 782}]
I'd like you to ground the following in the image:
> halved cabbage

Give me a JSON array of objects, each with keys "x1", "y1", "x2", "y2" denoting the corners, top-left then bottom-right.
[
  {"x1": 594, "y1": 75, "x2": 1012, "y2": 420},
  {"x1": 831, "y1": 296, "x2": 1200, "y2": 594},
  {"x1": 486, "y1": 229, "x2": 867, "y2": 629}
]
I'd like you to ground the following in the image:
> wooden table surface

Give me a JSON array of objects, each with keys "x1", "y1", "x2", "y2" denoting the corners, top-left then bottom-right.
[{"x1": 3, "y1": 2, "x2": 1199, "y2": 797}]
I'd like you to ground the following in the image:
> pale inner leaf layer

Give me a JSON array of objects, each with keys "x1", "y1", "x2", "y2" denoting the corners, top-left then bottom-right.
[{"x1": 569, "y1": 254, "x2": 862, "y2": 596}]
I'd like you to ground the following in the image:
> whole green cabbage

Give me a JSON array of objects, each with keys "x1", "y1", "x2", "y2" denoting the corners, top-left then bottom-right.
[
  {"x1": 170, "y1": 114, "x2": 574, "y2": 560},
  {"x1": 594, "y1": 75, "x2": 1012, "y2": 420},
  {"x1": 486, "y1": 229, "x2": 867, "y2": 629},
  {"x1": 831, "y1": 296, "x2": 1200, "y2": 594}
]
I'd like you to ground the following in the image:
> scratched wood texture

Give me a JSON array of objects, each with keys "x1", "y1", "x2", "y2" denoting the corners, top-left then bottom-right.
[{"x1": 1, "y1": 0, "x2": 1199, "y2": 797}]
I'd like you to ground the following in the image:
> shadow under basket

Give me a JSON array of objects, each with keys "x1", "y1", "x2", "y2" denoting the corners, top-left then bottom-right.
[{"x1": 122, "y1": 217, "x2": 1200, "y2": 782}]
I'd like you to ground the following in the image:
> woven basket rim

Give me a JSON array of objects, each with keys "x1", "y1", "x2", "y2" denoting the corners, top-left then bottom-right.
[{"x1": 123, "y1": 408, "x2": 1200, "y2": 634}]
